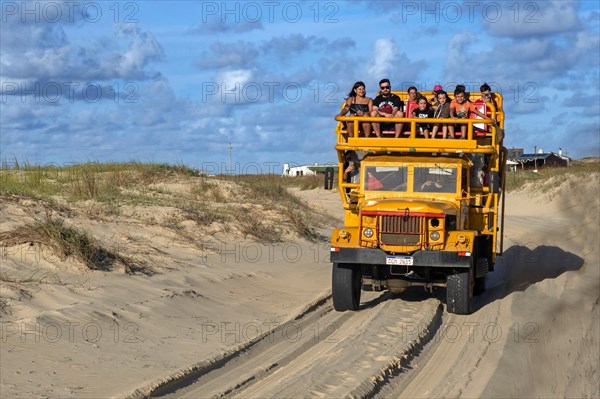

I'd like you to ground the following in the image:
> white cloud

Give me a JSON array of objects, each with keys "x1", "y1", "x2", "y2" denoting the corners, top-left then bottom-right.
[
  {"x1": 2, "y1": 1, "x2": 598, "y2": 166},
  {"x1": 444, "y1": 32, "x2": 476, "y2": 78},
  {"x1": 189, "y1": 19, "x2": 263, "y2": 35},
  {"x1": 196, "y1": 41, "x2": 259, "y2": 69},
  {"x1": 114, "y1": 26, "x2": 165, "y2": 79},
  {"x1": 1, "y1": 20, "x2": 164, "y2": 82},
  {"x1": 443, "y1": 30, "x2": 599, "y2": 83},
  {"x1": 365, "y1": 38, "x2": 427, "y2": 84},
  {"x1": 261, "y1": 34, "x2": 314, "y2": 59},
  {"x1": 484, "y1": 1, "x2": 581, "y2": 37},
  {"x1": 368, "y1": 38, "x2": 397, "y2": 79},
  {"x1": 216, "y1": 69, "x2": 253, "y2": 88}
]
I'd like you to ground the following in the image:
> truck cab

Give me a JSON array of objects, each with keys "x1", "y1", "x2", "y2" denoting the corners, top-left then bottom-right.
[{"x1": 330, "y1": 90, "x2": 507, "y2": 314}]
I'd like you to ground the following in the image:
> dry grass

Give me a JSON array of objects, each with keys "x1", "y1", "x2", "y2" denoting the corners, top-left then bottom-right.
[
  {"x1": 190, "y1": 178, "x2": 228, "y2": 203},
  {"x1": 0, "y1": 270, "x2": 60, "y2": 314},
  {"x1": 0, "y1": 217, "x2": 152, "y2": 275},
  {"x1": 1, "y1": 162, "x2": 332, "y2": 245},
  {"x1": 235, "y1": 177, "x2": 322, "y2": 241},
  {"x1": 0, "y1": 298, "x2": 9, "y2": 314},
  {"x1": 506, "y1": 159, "x2": 599, "y2": 192},
  {"x1": 0, "y1": 286, "x2": 32, "y2": 315},
  {"x1": 180, "y1": 204, "x2": 228, "y2": 226},
  {"x1": 281, "y1": 174, "x2": 323, "y2": 190},
  {"x1": 189, "y1": 175, "x2": 324, "y2": 242},
  {"x1": 233, "y1": 208, "x2": 284, "y2": 243},
  {"x1": 218, "y1": 173, "x2": 324, "y2": 191},
  {"x1": 0, "y1": 161, "x2": 200, "y2": 202}
]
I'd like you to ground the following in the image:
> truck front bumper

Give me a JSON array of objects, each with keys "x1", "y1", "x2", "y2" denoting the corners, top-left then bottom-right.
[{"x1": 330, "y1": 247, "x2": 471, "y2": 268}]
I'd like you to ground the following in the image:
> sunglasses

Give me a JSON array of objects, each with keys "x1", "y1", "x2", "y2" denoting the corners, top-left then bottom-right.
[{"x1": 380, "y1": 85, "x2": 390, "y2": 89}]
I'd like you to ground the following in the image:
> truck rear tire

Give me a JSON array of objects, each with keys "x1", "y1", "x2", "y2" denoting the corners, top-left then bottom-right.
[
  {"x1": 474, "y1": 256, "x2": 488, "y2": 295},
  {"x1": 446, "y1": 266, "x2": 474, "y2": 315},
  {"x1": 332, "y1": 263, "x2": 361, "y2": 311},
  {"x1": 474, "y1": 276, "x2": 486, "y2": 295}
]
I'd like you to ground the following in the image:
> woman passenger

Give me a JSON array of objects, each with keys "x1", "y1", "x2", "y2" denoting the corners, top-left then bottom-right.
[{"x1": 337, "y1": 81, "x2": 373, "y2": 137}]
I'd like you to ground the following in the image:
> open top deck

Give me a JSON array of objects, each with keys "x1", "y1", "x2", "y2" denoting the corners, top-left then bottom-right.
[{"x1": 334, "y1": 90, "x2": 505, "y2": 156}]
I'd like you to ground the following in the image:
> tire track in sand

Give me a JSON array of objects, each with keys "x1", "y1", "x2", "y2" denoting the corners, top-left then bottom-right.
[{"x1": 128, "y1": 289, "x2": 442, "y2": 398}]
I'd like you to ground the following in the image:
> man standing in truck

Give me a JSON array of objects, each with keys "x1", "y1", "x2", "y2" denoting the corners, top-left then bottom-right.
[{"x1": 371, "y1": 79, "x2": 405, "y2": 138}]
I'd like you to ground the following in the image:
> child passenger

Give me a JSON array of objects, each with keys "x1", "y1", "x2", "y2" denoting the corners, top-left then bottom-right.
[
  {"x1": 449, "y1": 86, "x2": 487, "y2": 139},
  {"x1": 480, "y1": 82, "x2": 498, "y2": 109},
  {"x1": 431, "y1": 90, "x2": 451, "y2": 139},
  {"x1": 430, "y1": 84, "x2": 443, "y2": 105},
  {"x1": 404, "y1": 85, "x2": 421, "y2": 117},
  {"x1": 412, "y1": 96, "x2": 434, "y2": 138}
]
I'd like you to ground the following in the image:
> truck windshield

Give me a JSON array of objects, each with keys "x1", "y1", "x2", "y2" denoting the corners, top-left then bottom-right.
[
  {"x1": 413, "y1": 166, "x2": 457, "y2": 193},
  {"x1": 363, "y1": 166, "x2": 408, "y2": 192}
]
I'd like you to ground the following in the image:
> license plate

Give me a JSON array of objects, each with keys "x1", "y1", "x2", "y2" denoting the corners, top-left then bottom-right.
[{"x1": 386, "y1": 256, "x2": 413, "y2": 266}]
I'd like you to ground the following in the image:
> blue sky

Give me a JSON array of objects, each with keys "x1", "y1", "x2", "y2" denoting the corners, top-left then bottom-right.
[{"x1": 1, "y1": 0, "x2": 599, "y2": 174}]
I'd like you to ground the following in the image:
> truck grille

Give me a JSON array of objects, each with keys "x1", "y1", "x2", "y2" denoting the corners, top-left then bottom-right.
[
  {"x1": 380, "y1": 215, "x2": 422, "y2": 234},
  {"x1": 379, "y1": 215, "x2": 422, "y2": 246}
]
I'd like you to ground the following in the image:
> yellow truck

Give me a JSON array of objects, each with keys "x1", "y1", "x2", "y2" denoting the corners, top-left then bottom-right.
[{"x1": 331, "y1": 91, "x2": 507, "y2": 314}]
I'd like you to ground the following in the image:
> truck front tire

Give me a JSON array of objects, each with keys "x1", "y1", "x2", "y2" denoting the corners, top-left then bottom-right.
[
  {"x1": 332, "y1": 263, "x2": 361, "y2": 311},
  {"x1": 446, "y1": 265, "x2": 474, "y2": 315}
]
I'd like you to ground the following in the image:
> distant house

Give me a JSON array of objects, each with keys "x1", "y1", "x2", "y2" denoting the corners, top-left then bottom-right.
[
  {"x1": 282, "y1": 163, "x2": 337, "y2": 177},
  {"x1": 506, "y1": 159, "x2": 519, "y2": 172},
  {"x1": 511, "y1": 152, "x2": 569, "y2": 170},
  {"x1": 507, "y1": 147, "x2": 524, "y2": 158}
]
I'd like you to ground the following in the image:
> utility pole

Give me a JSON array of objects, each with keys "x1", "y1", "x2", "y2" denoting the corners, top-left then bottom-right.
[{"x1": 228, "y1": 142, "x2": 233, "y2": 174}]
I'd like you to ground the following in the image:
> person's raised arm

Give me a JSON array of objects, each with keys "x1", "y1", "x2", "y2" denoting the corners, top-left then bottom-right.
[
  {"x1": 344, "y1": 162, "x2": 355, "y2": 181},
  {"x1": 472, "y1": 106, "x2": 487, "y2": 119}
]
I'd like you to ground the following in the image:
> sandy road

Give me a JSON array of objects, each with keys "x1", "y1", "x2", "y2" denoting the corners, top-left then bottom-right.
[
  {"x1": 374, "y1": 256, "x2": 518, "y2": 398},
  {"x1": 129, "y1": 181, "x2": 598, "y2": 399},
  {"x1": 144, "y1": 257, "x2": 522, "y2": 399},
  {"x1": 145, "y1": 291, "x2": 441, "y2": 398},
  {"x1": 375, "y1": 187, "x2": 599, "y2": 398}
]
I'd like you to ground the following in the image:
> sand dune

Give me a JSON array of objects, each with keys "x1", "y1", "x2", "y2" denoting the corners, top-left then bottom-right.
[{"x1": 1, "y1": 171, "x2": 598, "y2": 398}]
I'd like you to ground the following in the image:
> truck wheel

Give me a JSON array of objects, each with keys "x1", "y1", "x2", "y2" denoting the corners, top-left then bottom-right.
[
  {"x1": 474, "y1": 276, "x2": 486, "y2": 295},
  {"x1": 474, "y1": 257, "x2": 488, "y2": 295},
  {"x1": 446, "y1": 266, "x2": 474, "y2": 315},
  {"x1": 332, "y1": 263, "x2": 361, "y2": 311}
]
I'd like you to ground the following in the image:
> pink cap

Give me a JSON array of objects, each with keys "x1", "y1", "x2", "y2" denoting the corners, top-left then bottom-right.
[{"x1": 433, "y1": 84, "x2": 443, "y2": 91}]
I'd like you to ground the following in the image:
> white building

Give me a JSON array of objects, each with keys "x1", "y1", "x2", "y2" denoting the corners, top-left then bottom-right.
[
  {"x1": 506, "y1": 159, "x2": 519, "y2": 172},
  {"x1": 282, "y1": 163, "x2": 336, "y2": 177}
]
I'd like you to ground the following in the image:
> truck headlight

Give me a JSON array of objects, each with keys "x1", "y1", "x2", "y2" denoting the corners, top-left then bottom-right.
[
  {"x1": 430, "y1": 231, "x2": 440, "y2": 241},
  {"x1": 363, "y1": 228, "x2": 374, "y2": 238}
]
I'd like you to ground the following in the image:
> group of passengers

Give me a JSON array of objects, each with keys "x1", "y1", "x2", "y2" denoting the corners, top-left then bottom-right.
[{"x1": 337, "y1": 79, "x2": 497, "y2": 139}]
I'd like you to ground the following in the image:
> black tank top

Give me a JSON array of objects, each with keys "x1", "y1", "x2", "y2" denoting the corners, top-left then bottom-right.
[{"x1": 349, "y1": 102, "x2": 369, "y2": 115}]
